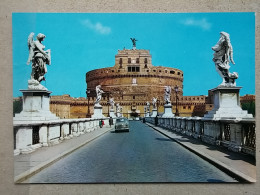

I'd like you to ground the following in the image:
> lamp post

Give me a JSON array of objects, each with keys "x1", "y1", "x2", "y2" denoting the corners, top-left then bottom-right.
[
  {"x1": 86, "y1": 89, "x2": 91, "y2": 118},
  {"x1": 156, "y1": 99, "x2": 160, "y2": 116},
  {"x1": 174, "y1": 85, "x2": 179, "y2": 116}
]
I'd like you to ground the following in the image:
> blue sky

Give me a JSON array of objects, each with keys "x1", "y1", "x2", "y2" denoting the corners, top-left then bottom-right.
[{"x1": 12, "y1": 13, "x2": 255, "y2": 97}]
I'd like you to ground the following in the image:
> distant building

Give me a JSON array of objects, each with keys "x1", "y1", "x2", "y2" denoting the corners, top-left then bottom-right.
[
  {"x1": 49, "y1": 95, "x2": 88, "y2": 119},
  {"x1": 240, "y1": 94, "x2": 255, "y2": 104}
]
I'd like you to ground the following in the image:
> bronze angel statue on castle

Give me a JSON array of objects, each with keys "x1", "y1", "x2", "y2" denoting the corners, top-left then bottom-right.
[{"x1": 27, "y1": 32, "x2": 51, "y2": 83}]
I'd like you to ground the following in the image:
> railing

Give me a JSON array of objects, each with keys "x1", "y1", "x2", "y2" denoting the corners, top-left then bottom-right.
[
  {"x1": 13, "y1": 117, "x2": 112, "y2": 156},
  {"x1": 145, "y1": 116, "x2": 255, "y2": 157}
]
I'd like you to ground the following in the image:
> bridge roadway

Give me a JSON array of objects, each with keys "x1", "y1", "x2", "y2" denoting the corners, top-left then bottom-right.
[{"x1": 22, "y1": 121, "x2": 241, "y2": 183}]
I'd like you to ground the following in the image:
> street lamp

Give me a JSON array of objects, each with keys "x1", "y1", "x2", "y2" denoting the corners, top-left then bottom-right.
[
  {"x1": 174, "y1": 85, "x2": 179, "y2": 116},
  {"x1": 86, "y1": 89, "x2": 91, "y2": 118},
  {"x1": 156, "y1": 98, "x2": 160, "y2": 116}
]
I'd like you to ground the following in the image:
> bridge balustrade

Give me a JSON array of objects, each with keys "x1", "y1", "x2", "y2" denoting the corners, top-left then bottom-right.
[
  {"x1": 145, "y1": 116, "x2": 255, "y2": 157},
  {"x1": 13, "y1": 118, "x2": 109, "y2": 156}
]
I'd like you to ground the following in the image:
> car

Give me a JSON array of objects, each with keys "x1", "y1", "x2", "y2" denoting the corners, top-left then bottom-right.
[{"x1": 115, "y1": 117, "x2": 129, "y2": 132}]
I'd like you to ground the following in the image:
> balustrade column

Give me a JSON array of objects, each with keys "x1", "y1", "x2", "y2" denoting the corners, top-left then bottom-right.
[
  {"x1": 61, "y1": 123, "x2": 70, "y2": 139},
  {"x1": 39, "y1": 125, "x2": 48, "y2": 146},
  {"x1": 16, "y1": 127, "x2": 33, "y2": 154}
]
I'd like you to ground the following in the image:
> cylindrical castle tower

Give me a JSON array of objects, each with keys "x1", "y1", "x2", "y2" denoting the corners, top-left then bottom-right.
[{"x1": 86, "y1": 48, "x2": 183, "y2": 117}]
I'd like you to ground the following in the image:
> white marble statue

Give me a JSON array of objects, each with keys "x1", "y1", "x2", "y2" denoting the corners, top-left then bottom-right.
[
  {"x1": 146, "y1": 101, "x2": 150, "y2": 112},
  {"x1": 212, "y1": 31, "x2": 238, "y2": 87},
  {"x1": 152, "y1": 97, "x2": 157, "y2": 109},
  {"x1": 27, "y1": 32, "x2": 51, "y2": 83},
  {"x1": 94, "y1": 85, "x2": 104, "y2": 106},
  {"x1": 109, "y1": 98, "x2": 115, "y2": 109},
  {"x1": 164, "y1": 86, "x2": 171, "y2": 105},
  {"x1": 116, "y1": 103, "x2": 120, "y2": 113}
]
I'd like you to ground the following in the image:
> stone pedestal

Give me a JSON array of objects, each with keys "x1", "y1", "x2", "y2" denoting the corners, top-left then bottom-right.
[
  {"x1": 145, "y1": 111, "x2": 150, "y2": 117},
  {"x1": 109, "y1": 109, "x2": 116, "y2": 118},
  {"x1": 203, "y1": 86, "x2": 253, "y2": 120},
  {"x1": 14, "y1": 89, "x2": 59, "y2": 121},
  {"x1": 151, "y1": 109, "x2": 158, "y2": 117},
  {"x1": 92, "y1": 105, "x2": 105, "y2": 118},
  {"x1": 162, "y1": 104, "x2": 175, "y2": 118}
]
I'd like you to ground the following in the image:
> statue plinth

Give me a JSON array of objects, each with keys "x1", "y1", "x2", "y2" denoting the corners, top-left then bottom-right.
[
  {"x1": 150, "y1": 109, "x2": 158, "y2": 117},
  {"x1": 14, "y1": 89, "x2": 59, "y2": 121},
  {"x1": 203, "y1": 86, "x2": 253, "y2": 120},
  {"x1": 162, "y1": 104, "x2": 175, "y2": 118},
  {"x1": 109, "y1": 109, "x2": 116, "y2": 118},
  {"x1": 92, "y1": 105, "x2": 105, "y2": 118},
  {"x1": 145, "y1": 111, "x2": 150, "y2": 117}
]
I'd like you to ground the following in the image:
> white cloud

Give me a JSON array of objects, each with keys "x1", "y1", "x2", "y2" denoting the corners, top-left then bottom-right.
[
  {"x1": 182, "y1": 18, "x2": 212, "y2": 31},
  {"x1": 81, "y1": 19, "x2": 111, "y2": 34}
]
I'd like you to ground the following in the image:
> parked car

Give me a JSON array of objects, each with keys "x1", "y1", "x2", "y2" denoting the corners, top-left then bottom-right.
[{"x1": 115, "y1": 118, "x2": 129, "y2": 132}]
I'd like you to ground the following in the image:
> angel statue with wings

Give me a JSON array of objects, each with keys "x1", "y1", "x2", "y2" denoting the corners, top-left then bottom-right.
[
  {"x1": 130, "y1": 38, "x2": 138, "y2": 48},
  {"x1": 27, "y1": 32, "x2": 51, "y2": 83},
  {"x1": 152, "y1": 97, "x2": 157, "y2": 109},
  {"x1": 212, "y1": 31, "x2": 238, "y2": 87},
  {"x1": 94, "y1": 85, "x2": 104, "y2": 106},
  {"x1": 109, "y1": 98, "x2": 115, "y2": 110}
]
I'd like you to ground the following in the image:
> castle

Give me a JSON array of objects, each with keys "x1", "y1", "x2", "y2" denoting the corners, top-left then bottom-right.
[{"x1": 50, "y1": 47, "x2": 211, "y2": 118}]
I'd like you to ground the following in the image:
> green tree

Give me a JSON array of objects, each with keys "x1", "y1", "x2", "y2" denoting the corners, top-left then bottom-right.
[
  {"x1": 241, "y1": 101, "x2": 255, "y2": 117},
  {"x1": 13, "y1": 99, "x2": 22, "y2": 116}
]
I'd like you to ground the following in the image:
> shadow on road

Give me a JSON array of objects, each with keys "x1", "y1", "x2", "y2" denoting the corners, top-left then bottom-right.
[
  {"x1": 155, "y1": 137, "x2": 174, "y2": 142},
  {"x1": 110, "y1": 130, "x2": 129, "y2": 133},
  {"x1": 156, "y1": 128, "x2": 255, "y2": 165}
]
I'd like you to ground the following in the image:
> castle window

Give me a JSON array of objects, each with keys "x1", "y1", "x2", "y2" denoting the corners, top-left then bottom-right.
[
  {"x1": 178, "y1": 72, "x2": 180, "y2": 75},
  {"x1": 153, "y1": 70, "x2": 156, "y2": 72},
  {"x1": 165, "y1": 70, "x2": 168, "y2": 73},
  {"x1": 128, "y1": 58, "x2": 131, "y2": 63},
  {"x1": 159, "y1": 70, "x2": 161, "y2": 73},
  {"x1": 136, "y1": 58, "x2": 139, "y2": 63},
  {"x1": 183, "y1": 106, "x2": 186, "y2": 109},
  {"x1": 170, "y1": 71, "x2": 175, "y2": 74},
  {"x1": 128, "y1": 66, "x2": 140, "y2": 72},
  {"x1": 119, "y1": 58, "x2": 122, "y2": 64},
  {"x1": 188, "y1": 106, "x2": 191, "y2": 109},
  {"x1": 144, "y1": 64, "x2": 147, "y2": 68},
  {"x1": 147, "y1": 70, "x2": 149, "y2": 72},
  {"x1": 144, "y1": 58, "x2": 148, "y2": 63},
  {"x1": 133, "y1": 96, "x2": 135, "y2": 99}
]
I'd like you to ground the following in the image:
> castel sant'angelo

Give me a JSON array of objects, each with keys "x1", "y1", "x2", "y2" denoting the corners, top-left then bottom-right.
[
  {"x1": 49, "y1": 41, "x2": 214, "y2": 119},
  {"x1": 86, "y1": 44, "x2": 187, "y2": 118}
]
